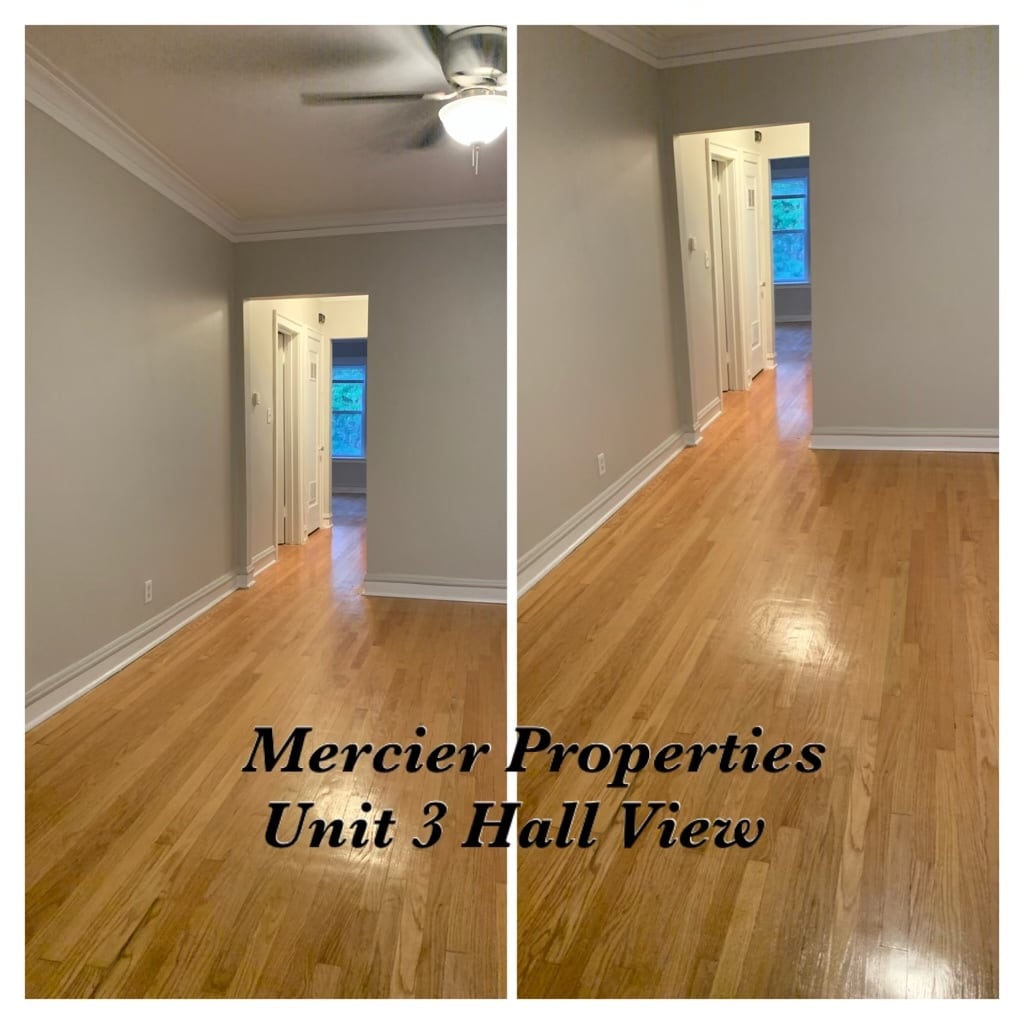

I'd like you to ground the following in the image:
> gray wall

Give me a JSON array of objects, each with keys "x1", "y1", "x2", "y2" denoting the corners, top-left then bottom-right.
[
  {"x1": 661, "y1": 27, "x2": 998, "y2": 433},
  {"x1": 235, "y1": 226, "x2": 506, "y2": 584},
  {"x1": 26, "y1": 104, "x2": 235, "y2": 691},
  {"x1": 332, "y1": 460, "x2": 366, "y2": 493},
  {"x1": 775, "y1": 285, "x2": 811, "y2": 323},
  {"x1": 518, "y1": 26, "x2": 682, "y2": 556}
]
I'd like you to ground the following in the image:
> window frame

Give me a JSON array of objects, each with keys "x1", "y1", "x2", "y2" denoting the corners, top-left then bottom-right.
[
  {"x1": 331, "y1": 355, "x2": 367, "y2": 461},
  {"x1": 770, "y1": 163, "x2": 810, "y2": 287}
]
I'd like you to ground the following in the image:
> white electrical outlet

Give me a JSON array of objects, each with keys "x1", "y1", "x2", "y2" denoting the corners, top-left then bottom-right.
[
  {"x1": 144, "y1": 579, "x2": 153, "y2": 604},
  {"x1": 597, "y1": 452, "x2": 607, "y2": 477}
]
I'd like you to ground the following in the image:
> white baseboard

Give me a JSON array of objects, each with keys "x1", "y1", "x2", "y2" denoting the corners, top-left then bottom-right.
[
  {"x1": 234, "y1": 545, "x2": 278, "y2": 589},
  {"x1": 694, "y1": 396, "x2": 723, "y2": 433},
  {"x1": 26, "y1": 571, "x2": 239, "y2": 730},
  {"x1": 518, "y1": 429, "x2": 693, "y2": 596},
  {"x1": 810, "y1": 428, "x2": 998, "y2": 453},
  {"x1": 252, "y1": 545, "x2": 278, "y2": 575},
  {"x1": 332, "y1": 487, "x2": 367, "y2": 495},
  {"x1": 363, "y1": 574, "x2": 506, "y2": 604}
]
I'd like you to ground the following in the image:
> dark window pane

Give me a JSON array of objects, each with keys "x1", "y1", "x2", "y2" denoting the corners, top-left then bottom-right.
[
  {"x1": 332, "y1": 412, "x2": 364, "y2": 458},
  {"x1": 773, "y1": 232, "x2": 807, "y2": 283},
  {"x1": 332, "y1": 382, "x2": 364, "y2": 412},
  {"x1": 772, "y1": 197, "x2": 806, "y2": 231},
  {"x1": 771, "y1": 176, "x2": 807, "y2": 198},
  {"x1": 332, "y1": 365, "x2": 365, "y2": 382}
]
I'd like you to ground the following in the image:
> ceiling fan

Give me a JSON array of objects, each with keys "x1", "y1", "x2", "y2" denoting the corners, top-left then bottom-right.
[{"x1": 302, "y1": 26, "x2": 507, "y2": 172}]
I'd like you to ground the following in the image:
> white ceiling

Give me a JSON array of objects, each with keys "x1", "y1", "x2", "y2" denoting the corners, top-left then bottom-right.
[{"x1": 25, "y1": 25, "x2": 506, "y2": 228}]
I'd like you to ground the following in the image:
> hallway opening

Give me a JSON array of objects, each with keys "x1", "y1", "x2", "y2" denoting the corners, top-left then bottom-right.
[
  {"x1": 672, "y1": 122, "x2": 810, "y2": 437},
  {"x1": 243, "y1": 294, "x2": 369, "y2": 587}
]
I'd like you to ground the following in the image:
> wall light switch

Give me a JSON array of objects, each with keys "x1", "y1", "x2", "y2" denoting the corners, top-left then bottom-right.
[
  {"x1": 252, "y1": 391, "x2": 261, "y2": 406},
  {"x1": 704, "y1": 250, "x2": 711, "y2": 269},
  {"x1": 267, "y1": 408, "x2": 273, "y2": 424},
  {"x1": 687, "y1": 236, "x2": 697, "y2": 253}
]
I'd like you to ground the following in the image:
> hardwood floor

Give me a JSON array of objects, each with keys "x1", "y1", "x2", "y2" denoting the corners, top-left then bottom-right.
[
  {"x1": 26, "y1": 507, "x2": 505, "y2": 998},
  {"x1": 517, "y1": 327, "x2": 998, "y2": 998}
]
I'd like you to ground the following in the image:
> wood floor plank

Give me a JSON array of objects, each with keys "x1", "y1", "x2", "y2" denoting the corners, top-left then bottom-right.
[
  {"x1": 26, "y1": 496, "x2": 505, "y2": 998},
  {"x1": 517, "y1": 327, "x2": 997, "y2": 998}
]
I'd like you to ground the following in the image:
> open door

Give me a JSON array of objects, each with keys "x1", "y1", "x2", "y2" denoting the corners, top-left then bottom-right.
[
  {"x1": 741, "y1": 151, "x2": 765, "y2": 380},
  {"x1": 303, "y1": 329, "x2": 323, "y2": 536}
]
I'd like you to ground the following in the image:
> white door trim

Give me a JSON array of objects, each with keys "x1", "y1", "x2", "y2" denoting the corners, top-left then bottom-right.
[
  {"x1": 303, "y1": 327, "x2": 324, "y2": 539},
  {"x1": 740, "y1": 149, "x2": 764, "y2": 383},
  {"x1": 273, "y1": 312, "x2": 305, "y2": 546},
  {"x1": 706, "y1": 141, "x2": 746, "y2": 391},
  {"x1": 759, "y1": 154, "x2": 777, "y2": 368}
]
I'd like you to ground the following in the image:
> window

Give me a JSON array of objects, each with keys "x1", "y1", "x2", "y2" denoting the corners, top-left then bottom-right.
[
  {"x1": 771, "y1": 171, "x2": 809, "y2": 284},
  {"x1": 332, "y1": 361, "x2": 366, "y2": 458}
]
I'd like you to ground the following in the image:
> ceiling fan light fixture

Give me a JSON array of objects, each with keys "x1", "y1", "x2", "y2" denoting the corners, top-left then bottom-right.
[{"x1": 438, "y1": 91, "x2": 507, "y2": 146}]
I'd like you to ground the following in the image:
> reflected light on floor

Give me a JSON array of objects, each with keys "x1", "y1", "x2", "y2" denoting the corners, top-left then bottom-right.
[{"x1": 755, "y1": 599, "x2": 844, "y2": 671}]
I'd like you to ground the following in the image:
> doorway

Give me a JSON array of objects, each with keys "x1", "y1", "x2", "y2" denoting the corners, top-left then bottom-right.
[
  {"x1": 704, "y1": 139, "x2": 765, "y2": 394},
  {"x1": 673, "y1": 123, "x2": 810, "y2": 435},
  {"x1": 272, "y1": 312, "x2": 322, "y2": 546},
  {"x1": 243, "y1": 294, "x2": 371, "y2": 590},
  {"x1": 708, "y1": 153, "x2": 741, "y2": 392}
]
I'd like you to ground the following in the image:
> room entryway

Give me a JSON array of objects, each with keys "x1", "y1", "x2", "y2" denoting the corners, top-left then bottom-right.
[
  {"x1": 243, "y1": 294, "x2": 370, "y2": 587},
  {"x1": 673, "y1": 123, "x2": 810, "y2": 435}
]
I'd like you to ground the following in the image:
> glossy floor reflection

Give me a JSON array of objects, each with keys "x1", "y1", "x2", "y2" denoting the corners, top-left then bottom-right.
[
  {"x1": 518, "y1": 329, "x2": 998, "y2": 998},
  {"x1": 26, "y1": 506, "x2": 505, "y2": 998}
]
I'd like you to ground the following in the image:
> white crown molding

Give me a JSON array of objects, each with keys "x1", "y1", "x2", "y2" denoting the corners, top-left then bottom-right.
[
  {"x1": 26, "y1": 48, "x2": 506, "y2": 243},
  {"x1": 234, "y1": 202, "x2": 508, "y2": 242},
  {"x1": 579, "y1": 25, "x2": 969, "y2": 70},
  {"x1": 26, "y1": 47, "x2": 240, "y2": 240},
  {"x1": 579, "y1": 26, "x2": 668, "y2": 68}
]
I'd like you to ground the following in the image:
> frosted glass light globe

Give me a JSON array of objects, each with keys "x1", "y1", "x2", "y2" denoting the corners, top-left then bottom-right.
[{"x1": 438, "y1": 93, "x2": 508, "y2": 146}]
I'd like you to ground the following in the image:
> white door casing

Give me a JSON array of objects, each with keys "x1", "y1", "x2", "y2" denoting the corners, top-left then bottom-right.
[
  {"x1": 303, "y1": 330, "x2": 323, "y2": 537},
  {"x1": 710, "y1": 160, "x2": 731, "y2": 394},
  {"x1": 276, "y1": 331, "x2": 287, "y2": 545},
  {"x1": 706, "y1": 141, "x2": 745, "y2": 391},
  {"x1": 741, "y1": 151, "x2": 764, "y2": 381},
  {"x1": 758, "y1": 157, "x2": 777, "y2": 369},
  {"x1": 272, "y1": 312, "x2": 304, "y2": 546}
]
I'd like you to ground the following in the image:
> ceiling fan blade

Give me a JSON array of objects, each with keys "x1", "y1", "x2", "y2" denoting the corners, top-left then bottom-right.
[
  {"x1": 419, "y1": 25, "x2": 447, "y2": 67},
  {"x1": 301, "y1": 91, "x2": 437, "y2": 106},
  {"x1": 411, "y1": 117, "x2": 446, "y2": 150}
]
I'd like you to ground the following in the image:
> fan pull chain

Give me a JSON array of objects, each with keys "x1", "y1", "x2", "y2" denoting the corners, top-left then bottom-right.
[{"x1": 471, "y1": 143, "x2": 480, "y2": 175}]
